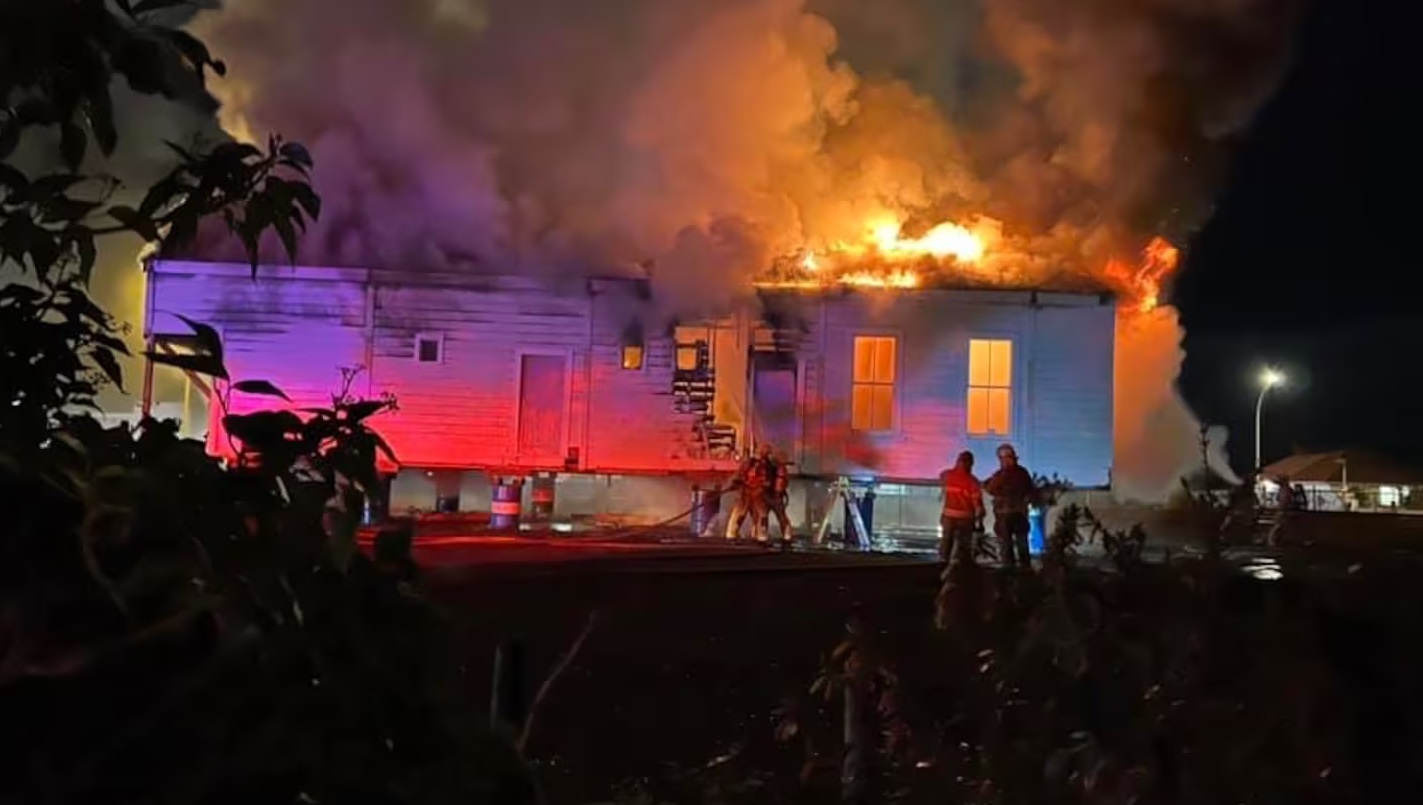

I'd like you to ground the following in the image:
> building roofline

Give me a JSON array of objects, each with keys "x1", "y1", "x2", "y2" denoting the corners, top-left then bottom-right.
[{"x1": 147, "y1": 259, "x2": 1116, "y2": 306}]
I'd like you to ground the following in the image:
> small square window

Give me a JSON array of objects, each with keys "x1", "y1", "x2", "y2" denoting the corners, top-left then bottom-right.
[
  {"x1": 621, "y1": 345, "x2": 644, "y2": 370},
  {"x1": 415, "y1": 334, "x2": 443, "y2": 363}
]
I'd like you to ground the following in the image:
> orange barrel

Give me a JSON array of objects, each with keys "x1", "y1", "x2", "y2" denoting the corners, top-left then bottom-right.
[
  {"x1": 491, "y1": 479, "x2": 524, "y2": 530},
  {"x1": 690, "y1": 485, "x2": 721, "y2": 537},
  {"x1": 529, "y1": 474, "x2": 556, "y2": 522}
]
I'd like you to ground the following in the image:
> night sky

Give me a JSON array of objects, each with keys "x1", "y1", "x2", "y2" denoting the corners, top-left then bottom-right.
[{"x1": 1174, "y1": 0, "x2": 1423, "y2": 470}]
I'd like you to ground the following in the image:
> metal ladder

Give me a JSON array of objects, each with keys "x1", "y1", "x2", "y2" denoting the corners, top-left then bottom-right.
[{"x1": 814, "y1": 477, "x2": 872, "y2": 551}]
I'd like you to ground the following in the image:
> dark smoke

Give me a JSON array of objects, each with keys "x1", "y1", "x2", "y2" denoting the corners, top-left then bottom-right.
[{"x1": 68, "y1": 0, "x2": 1303, "y2": 493}]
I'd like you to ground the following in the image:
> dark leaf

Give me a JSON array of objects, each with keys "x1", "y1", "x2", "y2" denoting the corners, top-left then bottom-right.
[
  {"x1": 0, "y1": 122, "x2": 19, "y2": 162},
  {"x1": 174, "y1": 314, "x2": 224, "y2": 362},
  {"x1": 164, "y1": 210, "x2": 199, "y2": 251},
  {"x1": 72, "y1": 232, "x2": 98, "y2": 284},
  {"x1": 135, "y1": 0, "x2": 194, "y2": 14},
  {"x1": 92, "y1": 331, "x2": 132, "y2": 356},
  {"x1": 84, "y1": 90, "x2": 119, "y2": 156},
  {"x1": 114, "y1": 0, "x2": 135, "y2": 16},
  {"x1": 0, "y1": 164, "x2": 29, "y2": 194},
  {"x1": 341, "y1": 400, "x2": 390, "y2": 423},
  {"x1": 65, "y1": 287, "x2": 111, "y2": 327},
  {"x1": 92, "y1": 349, "x2": 125, "y2": 391},
  {"x1": 232, "y1": 379, "x2": 291, "y2": 402},
  {"x1": 60, "y1": 120, "x2": 88, "y2": 171},
  {"x1": 235, "y1": 224, "x2": 260, "y2": 276},
  {"x1": 108, "y1": 206, "x2": 161, "y2": 241},
  {"x1": 138, "y1": 176, "x2": 184, "y2": 217},
  {"x1": 27, "y1": 175, "x2": 86, "y2": 201},
  {"x1": 113, "y1": 37, "x2": 172, "y2": 97},
  {"x1": 23, "y1": 227, "x2": 61, "y2": 272},
  {"x1": 41, "y1": 197, "x2": 103, "y2": 224},
  {"x1": 290, "y1": 182, "x2": 321, "y2": 222},
  {"x1": 1, "y1": 284, "x2": 45, "y2": 305},
  {"x1": 164, "y1": 140, "x2": 196, "y2": 165},
  {"x1": 272, "y1": 211, "x2": 298, "y2": 265},
  {"x1": 223, "y1": 410, "x2": 304, "y2": 452},
  {"x1": 209, "y1": 141, "x2": 263, "y2": 167},
  {"x1": 144, "y1": 350, "x2": 229, "y2": 380},
  {"x1": 161, "y1": 29, "x2": 217, "y2": 74},
  {"x1": 369, "y1": 430, "x2": 399, "y2": 465},
  {"x1": 278, "y1": 141, "x2": 314, "y2": 171}
]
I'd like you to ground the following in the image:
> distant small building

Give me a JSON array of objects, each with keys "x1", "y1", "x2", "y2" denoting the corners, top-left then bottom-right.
[{"x1": 1260, "y1": 450, "x2": 1423, "y2": 512}]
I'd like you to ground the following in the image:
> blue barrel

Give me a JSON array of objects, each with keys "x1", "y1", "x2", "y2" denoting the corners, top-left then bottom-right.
[
  {"x1": 491, "y1": 480, "x2": 523, "y2": 530},
  {"x1": 1028, "y1": 505, "x2": 1046, "y2": 554},
  {"x1": 529, "y1": 474, "x2": 555, "y2": 522},
  {"x1": 690, "y1": 485, "x2": 721, "y2": 537}
]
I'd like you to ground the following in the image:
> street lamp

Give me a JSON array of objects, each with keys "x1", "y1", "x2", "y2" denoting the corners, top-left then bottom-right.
[{"x1": 1254, "y1": 368, "x2": 1285, "y2": 471}]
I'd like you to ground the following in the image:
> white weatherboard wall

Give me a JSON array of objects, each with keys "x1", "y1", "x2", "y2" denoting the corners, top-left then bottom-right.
[
  {"x1": 779, "y1": 289, "x2": 1115, "y2": 488},
  {"x1": 146, "y1": 262, "x2": 1115, "y2": 490}
]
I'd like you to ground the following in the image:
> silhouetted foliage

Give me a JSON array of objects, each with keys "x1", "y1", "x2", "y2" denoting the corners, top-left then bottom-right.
[{"x1": 1, "y1": 5, "x2": 537, "y2": 804}]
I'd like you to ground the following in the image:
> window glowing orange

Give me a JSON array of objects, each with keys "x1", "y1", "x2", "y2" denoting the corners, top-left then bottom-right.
[
  {"x1": 967, "y1": 339, "x2": 1012, "y2": 436},
  {"x1": 851, "y1": 335, "x2": 897, "y2": 432}
]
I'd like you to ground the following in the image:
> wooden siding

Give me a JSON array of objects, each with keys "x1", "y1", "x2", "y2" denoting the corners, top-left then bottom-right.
[
  {"x1": 1029, "y1": 301, "x2": 1115, "y2": 487},
  {"x1": 583, "y1": 286, "x2": 739, "y2": 473},
  {"x1": 367, "y1": 281, "x2": 589, "y2": 468},
  {"x1": 146, "y1": 268, "x2": 370, "y2": 460},
  {"x1": 787, "y1": 290, "x2": 1115, "y2": 486},
  {"x1": 147, "y1": 262, "x2": 1114, "y2": 483}
]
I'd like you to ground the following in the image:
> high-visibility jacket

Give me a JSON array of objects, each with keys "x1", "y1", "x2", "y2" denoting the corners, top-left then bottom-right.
[
  {"x1": 737, "y1": 457, "x2": 769, "y2": 495},
  {"x1": 940, "y1": 467, "x2": 984, "y2": 519}
]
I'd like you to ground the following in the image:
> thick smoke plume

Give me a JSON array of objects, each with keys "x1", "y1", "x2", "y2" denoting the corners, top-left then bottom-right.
[{"x1": 179, "y1": 0, "x2": 1296, "y2": 495}]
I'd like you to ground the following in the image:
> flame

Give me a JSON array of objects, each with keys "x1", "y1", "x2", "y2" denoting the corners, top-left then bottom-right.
[
  {"x1": 763, "y1": 213, "x2": 991, "y2": 289},
  {"x1": 1104, "y1": 236, "x2": 1180, "y2": 313}
]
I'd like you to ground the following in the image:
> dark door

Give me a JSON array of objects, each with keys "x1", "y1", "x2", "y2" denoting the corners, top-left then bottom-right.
[
  {"x1": 517, "y1": 354, "x2": 567, "y2": 463},
  {"x1": 752, "y1": 357, "x2": 798, "y2": 460}
]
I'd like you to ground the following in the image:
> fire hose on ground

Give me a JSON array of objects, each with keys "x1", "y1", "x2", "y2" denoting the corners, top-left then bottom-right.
[{"x1": 558, "y1": 484, "x2": 747, "y2": 542}]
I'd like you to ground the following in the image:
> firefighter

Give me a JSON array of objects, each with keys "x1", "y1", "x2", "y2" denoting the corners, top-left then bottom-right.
[
  {"x1": 984, "y1": 443, "x2": 1035, "y2": 569},
  {"x1": 762, "y1": 446, "x2": 794, "y2": 546},
  {"x1": 724, "y1": 446, "x2": 770, "y2": 542},
  {"x1": 938, "y1": 450, "x2": 984, "y2": 565}
]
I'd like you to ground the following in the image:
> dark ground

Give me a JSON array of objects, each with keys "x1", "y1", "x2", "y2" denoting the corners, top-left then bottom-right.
[
  {"x1": 417, "y1": 536, "x2": 1423, "y2": 803},
  {"x1": 431, "y1": 555, "x2": 943, "y2": 801}
]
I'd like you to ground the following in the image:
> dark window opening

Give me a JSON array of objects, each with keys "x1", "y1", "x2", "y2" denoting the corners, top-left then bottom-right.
[
  {"x1": 621, "y1": 323, "x2": 645, "y2": 370},
  {"x1": 416, "y1": 335, "x2": 443, "y2": 363}
]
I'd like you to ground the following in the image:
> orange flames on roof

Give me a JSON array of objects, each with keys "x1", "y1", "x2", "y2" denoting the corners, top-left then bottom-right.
[
  {"x1": 1104, "y1": 236, "x2": 1180, "y2": 313},
  {"x1": 757, "y1": 211, "x2": 1180, "y2": 308},
  {"x1": 759, "y1": 213, "x2": 994, "y2": 290}
]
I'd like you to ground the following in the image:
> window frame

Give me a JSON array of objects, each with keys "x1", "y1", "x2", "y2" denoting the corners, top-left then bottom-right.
[
  {"x1": 620, "y1": 324, "x2": 646, "y2": 371},
  {"x1": 849, "y1": 332, "x2": 901, "y2": 434},
  {"x1": 674, "y1": 324, "x2": 715, "y2": 372},
  {"x1": 414, "y1": 332, "x2": 445, "y2": 364},
  {"x1": 966, "y1": 336, "x2": 1014, "y2": 437}
]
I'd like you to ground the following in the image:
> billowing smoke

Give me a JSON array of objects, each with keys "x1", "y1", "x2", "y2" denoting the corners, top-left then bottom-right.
[{"x1": 179, "y1": 0, "x2": 1298, "y2": 494}]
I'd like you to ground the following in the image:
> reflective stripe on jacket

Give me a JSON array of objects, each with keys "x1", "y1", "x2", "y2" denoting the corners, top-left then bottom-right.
[{"x1": 940, "y1": 467, "x2": 984, "y2": 519}]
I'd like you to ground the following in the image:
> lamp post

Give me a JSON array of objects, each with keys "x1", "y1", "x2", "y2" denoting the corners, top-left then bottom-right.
[{"x1": 1254, "y1": 368, "x2": 1285, "y2": 471}]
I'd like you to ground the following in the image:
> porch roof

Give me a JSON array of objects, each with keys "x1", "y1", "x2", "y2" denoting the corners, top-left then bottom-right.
[{"x1": 1262, "y1": 450, "x2": 1423, "y2": 485}]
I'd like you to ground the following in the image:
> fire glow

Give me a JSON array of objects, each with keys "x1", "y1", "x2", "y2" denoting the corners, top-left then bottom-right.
[
  {"x1": 761, "y1": 211, "x2": 1180, "y2": 316},
  {"x1": 1104, "y1": 237, "x2": 1181, "y2": 313}
]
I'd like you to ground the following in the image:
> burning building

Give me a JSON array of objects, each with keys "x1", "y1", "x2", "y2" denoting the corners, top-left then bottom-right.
[{"x1": 141, "y1": 217, "x2": 1156, "y2": 537}]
